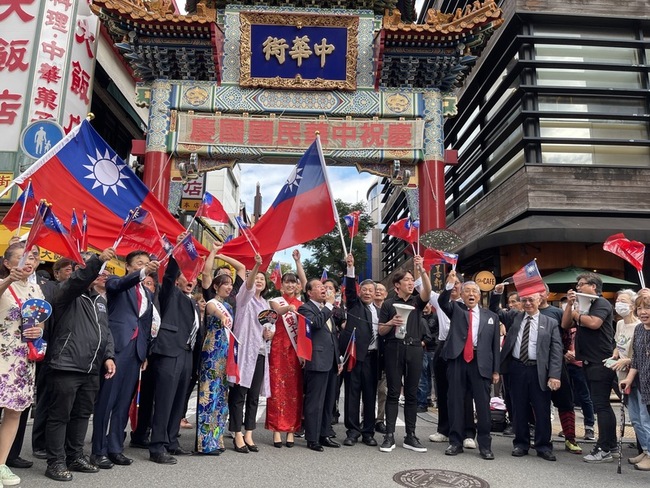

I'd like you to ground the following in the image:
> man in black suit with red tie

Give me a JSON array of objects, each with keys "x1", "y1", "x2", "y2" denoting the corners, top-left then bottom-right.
[
  {"x1": 148, "y1": 256, "x2": 200, "y2": 464},
  {"x1": 340, "y1": 253, "x2": 379, "y2": 447},
  {"x1": 298, "y1": 279, "x2": 343, "y2": 452},
  {"x1": 91, "y1": 251, "x2": 158, "y2": 468},
  {"x1": 490, "y1": 284, "x2": 563, "y2": 461},
  {"x1": 438, "y1": 270, "x2": 500, "y2": 460}
]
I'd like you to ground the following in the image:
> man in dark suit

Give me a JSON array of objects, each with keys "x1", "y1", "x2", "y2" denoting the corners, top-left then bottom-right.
[
  {"x1": 298, "y1": 278, "x2": 342, "y2": 452},
  {"x1": 147, "y1": 256, "x2": 199, "y2": 464},
  {"x1": 490, "y1": 284, "x2": 563, "y2": 461},
  {"x1": 90, "y1": 251, "x2": 158, "y2": 468},
  {"x1": 340, "y1": 253, "x2": 379, "y2": 447},
  {"x1": 438, "y1": 270, "x2": 500, "y2": 460}
]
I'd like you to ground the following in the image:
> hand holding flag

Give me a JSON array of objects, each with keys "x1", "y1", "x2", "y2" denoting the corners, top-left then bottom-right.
[{"x1": 344, "y1": 211, "x2": 361, "y2": 251}]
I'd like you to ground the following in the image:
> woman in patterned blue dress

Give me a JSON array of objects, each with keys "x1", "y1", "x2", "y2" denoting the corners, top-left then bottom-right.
[{"x1": 196, "y1": 274, "x2": 233, "y2": 454}]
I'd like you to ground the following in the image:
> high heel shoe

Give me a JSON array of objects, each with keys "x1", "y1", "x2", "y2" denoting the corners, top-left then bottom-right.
[
  {"x1": 233, "y1": 438, "x2": 249, "y2": 454},
  {"x1": 286, "y1": 433, "x2": 294, "y2": 448},
  {"x1": 274, "y1": 441, "x2": 283, "y2": 448},
  {"x1": 273, "y1": 433, "x2": 282, "y2": 448},
  {"x1": 244, "y1": 441, "x2": 259, "y2": 452}
]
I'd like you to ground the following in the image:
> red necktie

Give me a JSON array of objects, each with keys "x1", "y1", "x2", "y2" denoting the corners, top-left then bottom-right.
[
  {"x1": 131, "y1": 285, "x2": 142, "y2": 340},
  {"x1": 463, "y1": 309, "x2": 474, "y2": 363}
]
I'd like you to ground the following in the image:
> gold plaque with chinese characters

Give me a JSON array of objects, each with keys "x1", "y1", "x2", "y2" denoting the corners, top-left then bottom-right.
[{"x1": 240, "y1": 12, "x2": 358, "y2": 91}]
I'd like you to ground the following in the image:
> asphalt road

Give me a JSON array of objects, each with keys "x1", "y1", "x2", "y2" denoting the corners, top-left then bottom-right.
[{"x1": 11, "y1": 401, "x2": 650, "y2": 488}]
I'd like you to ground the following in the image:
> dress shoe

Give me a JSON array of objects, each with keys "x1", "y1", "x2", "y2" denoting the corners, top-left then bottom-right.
[
  {"x1": 537, "y1": 450, "x2": 557, "y2": 461},
  {"x1": 108, "y1": 452, "x2": 133, "y2": 465},
  {"x1": 67, "y1": 455, "x2": 99, "y2": 473},
  {"x1": 45, "y1": 463, "x2": 73, "y2": 481},
  {"x1": 480, "y1": 449, "x2": 495, "y2": 460},
  {"x1": 445, "y1": 445, "x2": 464, "y2": 456},
  {"x1": 6, "y1": 456, "x2": 33, "y2": 469},
  {"x1": 307, "y1": 441, "x2": 323, "y2": 452},
  {"x1": 512, "y1": 447, "x2": 528, "y2": 457},
  {"x1": 32, "y1": 449, "x2": 47, "y2": 460},
  {"x1": 244, "y1": 442, "x2": 259, "y2": 452},
  {"x1": 168, "y1": 447, "x2": 191, "y2": 456},
  {"x1": 149, "y1": 452, "x2": 177, "y2": 464},
  {"x1": 273, "y1": 442, "x2": 283, "y2": 448},
  {"x1": 375, "y1": 421, "x2": 387, "y2": 434},
  {"x1": 502, "y1": 424, "x2": 514, "y2": 436},
  {"x1": 285, "y1": 441, "x2": 294, "y2": 448},
  {"x1": 362, "y1": 435, "x2": 377, "y2": 447},
  {"x1": 233, "y1": 439, "x2": 249, "y2": 454},
  {"x1": 129, "y1": 439, "x2": 150, "y2": 449},
  {"x1": 89, "y1": 455, "x2": 114, "y2": 469},
  {"x1": 343, "y1": 436, "x2": 358, "y2": 446},
  {"x1": 320, "y1": 436, "x2": 340, "y2": 448}
]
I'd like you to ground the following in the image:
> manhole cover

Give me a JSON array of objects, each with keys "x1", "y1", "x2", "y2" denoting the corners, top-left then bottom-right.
[{"x1": 393, "y1": 469, "x2": 490, "y2": 488}]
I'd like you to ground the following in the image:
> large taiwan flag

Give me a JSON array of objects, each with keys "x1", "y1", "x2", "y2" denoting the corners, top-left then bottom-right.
[
  {"x1": 222, "y1": 137, "x2": 337, "y2": 268},
  {"x1": 13, "y1": 120, "x2": 202, "y2": 256}
]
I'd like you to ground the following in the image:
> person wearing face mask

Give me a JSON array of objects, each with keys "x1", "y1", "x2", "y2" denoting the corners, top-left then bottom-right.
[{"x1": 609, "y1": 289, "x2": 650, "y2": 467}]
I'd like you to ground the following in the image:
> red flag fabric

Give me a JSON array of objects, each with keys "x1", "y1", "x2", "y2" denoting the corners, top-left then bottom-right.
[
  {"x1": 345, "y1": 328, "x2": 357, "y2": 372},
  {"x1": 116, "y1": 207, "x2": 165, "y2": 258},
  {"x1": 603, "y1": 233, "x2": 645, "y2": 271},
  {"x1": 344, "y1": 211, "x2": 361, "y2": 239},
  {"x1": 512, "y1": 260, "x2": 546, "y2": 297},
  {"x1": 297, "y1": 313, "x2": 312, "y2": 361},
  {"x1": 226, "y1": 328, "x2": 241, "y2": 384},
  {"x1": 25, "y1": 202, "x2": 84, "y2": 264},
  {"x1": 221, "y1": 138, "x2": 336, "y2": 268},
  {"x1": 423, "y1": 248, "x2": 459, "y2": 268},
  {"x1": 270, "y1": 262, "x2": 282, "y2": 290},
  {"x1": 387, "y1": 218, "x2": 419, "y2": 244},
  {"x1": 70, "y1": 209, "x2": 83, "y2": 242},
  {"x1": 2, "y1": 182, "x2": 36, "y2": 231},
  {"x1": 172, "y1": 233, "x2": 205, "y2": 283},
  {"x1": 12, "y1": 119, "x2": 206, "y2": 256},
  {"x1": 195, "y1": 192, "x2": 229, "y2": 223}
]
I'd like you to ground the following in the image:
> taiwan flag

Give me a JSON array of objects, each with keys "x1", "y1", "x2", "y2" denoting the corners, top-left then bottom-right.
[
  {"x1": 512, "y1": 260, "x2": 546, "y2": 297},
  {"x1": 344, "y1": 211, "x2": 360, "y2": 239},
  {"x1": 2, "y1": 181, "x2": 36, "y2": 231},
  {"x1": 221, "y1": 138, "x2": 336, "y2": 268},
  {"x1": 115, "y1": 207, "x2": 164, "y2": 258},
  {"x1": 423, "y1": 248, "x2": 459, "y2": 268},
  {"x1": 195, "y1": 192, "x2": 229, "y2": 223},
  {"x1": 25, "y1": 202, "x2": 83, "y2": 264},
  {"x1": 345, "y1": 328, "x2": 357, "y2": 372},
  {"x1": 12, "y1": 120, "x2": 205, "y2": 257},
  {"x1": 225, "y1": 328, "x2": 241, "y2": 384},
  {"x1": 387, "y1": 218, "x2": 419, "y2": 244},
  {"x1": 297, "y1": 313, "x2": 312, "y2": 361},
  {"x1": 172, "y1": 233, "x2": 205, "y2": 283}
]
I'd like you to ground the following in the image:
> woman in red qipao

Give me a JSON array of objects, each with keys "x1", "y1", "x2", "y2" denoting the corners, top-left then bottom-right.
[{"x1": 266, "y1": 268, "x2": 306, "y2": 448}]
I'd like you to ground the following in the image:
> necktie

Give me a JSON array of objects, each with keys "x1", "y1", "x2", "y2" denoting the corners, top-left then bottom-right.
[
  {"x1": 463, "y1": 309, "x2": 474, "y2": 363},
  {"x1": 520, "y1": 316, "x2": 532, "y2": 362},
  {"x1": 368, "y1": 305, "x2": 377, "y2": 349}
]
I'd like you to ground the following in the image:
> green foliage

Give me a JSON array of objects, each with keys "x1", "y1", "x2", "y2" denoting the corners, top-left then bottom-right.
[{"x1": 301, "y1": 199, "x2": 374, "y2": 283}]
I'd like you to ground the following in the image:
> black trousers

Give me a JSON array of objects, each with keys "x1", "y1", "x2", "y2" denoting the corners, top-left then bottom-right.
[
  {"x1": 384, "y1": 341, "x2": 423, "y2": 436},
  {"x1": 343, "y1": 350, "x2": 378, "y2": 438},
  {"x1": 303, "y1": 364, "x2": 338, "y2": 443},
  {"x1": 509, "y1": 360, "x2": 553, "y2": 453},
  {"x1": 447, "y1": 356, "x2": 492, "y2": 450},
  {"x1": 45, "y1": 370, "x2": 99, "y2": 465},
  {"x1": 31, "y1": 362, "x2": 50, "y2": 453},
  {"x1": 148, "y1": 351, "x2": 192, "y2": 455},
  {"x1": 228, "y1": 354, "x2": 265, "y2": 432},
  {"x1": 433, "y1": 341, "x2": 476, "y2": 438},
  {"x1": 583, "y1": 361, "x2": 617, "y2": 452}
]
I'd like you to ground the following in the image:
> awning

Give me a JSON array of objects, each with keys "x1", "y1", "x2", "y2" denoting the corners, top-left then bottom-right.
[{"x1": 543, "y1": 266, "x2": 637, "y2": 292}]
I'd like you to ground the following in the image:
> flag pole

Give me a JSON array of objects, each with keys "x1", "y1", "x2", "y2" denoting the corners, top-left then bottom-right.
[
  {"x1": 235, "y1": 217, "x2": 258, "y2": 255},
  {"x1": 638, "y1": 270, "x2": 645, "y2": 288},
  {"x1": 14, "y1": 180, "x2": 32, "y2": 236},
  {"x1": 315, "y1": 133, "x2": 348, "y2": 256}
]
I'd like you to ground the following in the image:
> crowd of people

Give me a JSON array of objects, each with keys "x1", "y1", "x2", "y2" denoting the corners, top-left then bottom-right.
[{"x1": 1, "y1": 237, "x2": 650, "y2": 486}]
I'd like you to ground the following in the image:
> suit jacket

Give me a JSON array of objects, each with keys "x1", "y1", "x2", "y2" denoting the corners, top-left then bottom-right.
[
  {"x1": 338, "y1": 276, "x2": 373, "y2": 362},
  {"x1": 106, "y1": 270, "x2": 154, "y2": 362},
  {"x1": 492, "y1": 300, "x2": 563, "y2": 391},
  {"x1": 150, "y1": 257, "x2": 198, "y2": 358},
  {"x1": 439, "y1": 287, "x2": 500, "y2": 379},
  {"x1": 298, "y1": 300, "x2": 340, "y2": 372}
]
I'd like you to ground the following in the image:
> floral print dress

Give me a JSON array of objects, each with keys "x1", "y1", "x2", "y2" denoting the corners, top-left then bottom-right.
[
  {"x1": 0, "y1": 280, "x2": 45, "y2": 411},
  {"x1": 196, "y1": 299, "x2": 232, "y2": 453}
]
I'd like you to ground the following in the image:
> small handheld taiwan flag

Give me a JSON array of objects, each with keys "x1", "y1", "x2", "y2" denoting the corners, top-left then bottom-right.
[
  {"x1": 297, "y1": 313, "x2": 312, "y2": 361},
  {"x1": 345, "y1": 328, "x2": 357, "y2": 372},
  {"x1": 344, "y1": 211, "x2": 360, "y2": 239},
  {"x1": 512, "y1": 260, "x2": 546, "y2": 297},
  {"x1": 172, "y1": 233, "x2": 205, "y2": 283},
  {"x1": 387, "y1": 217, "x2": 419, "y2": 244},
  {"x1": 225, "y1": 328, "x2": 241, "y2": 384},
  {"x1": 2, "y1": 181, "x2": 36, "y2": 231},
  {"x1": 195, "y1": 192, "x2": 229, "y2": 223}
]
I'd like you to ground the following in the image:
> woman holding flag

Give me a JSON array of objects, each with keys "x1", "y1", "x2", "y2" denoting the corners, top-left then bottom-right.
[
  {"x1": 267, "y1": 267, "x2": 305, "y2": 448},
  {"x1": 196, "y1": 273, "x2": 234, "y2": 455},
  {"x1": 0, "y1": 242, "x2": 45, "y2": 487},
  {"x1": 229, "y1": 254, "x2": 273, "y2": 453}
]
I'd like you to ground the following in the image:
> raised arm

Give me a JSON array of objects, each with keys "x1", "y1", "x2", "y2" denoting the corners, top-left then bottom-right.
[
  {"x1": 245, "y1": 254, "x2": 262, "y2": 290},
  {"x1": 293, "y1": 249, "x2": 307, "y2": 292},
  {"x1": 414, "y1": 255, "x2": 431, "y2": 303}
]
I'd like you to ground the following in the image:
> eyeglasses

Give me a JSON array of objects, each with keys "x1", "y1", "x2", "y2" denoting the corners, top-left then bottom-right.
[
  {"x1": 576, "y1": 281, "x2": 591, "y2": 287},
  {"x1": 520, "y1": 298, "x2": 537, "y2": 303}
]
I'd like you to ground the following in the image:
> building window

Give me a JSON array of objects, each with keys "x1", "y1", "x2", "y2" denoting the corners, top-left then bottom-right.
[
  {"x1": 535, "y1": 44, "x2": 640, "y2": 65},
  {"x1": 541, "y1": 144, "x2": 650, "y2": 166},
  {"x1": 487, "y1": 150, "x2": 524, "y2": 190},
  {"x1": 539, "y1": 119, "x2": 648, "y2": 140},
  {"x1": 536, "y1": 68, "x2": 642, "y2": 89},
  {"x1": 538, "y1": 96, "x2": 646, "y2": 115}
]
